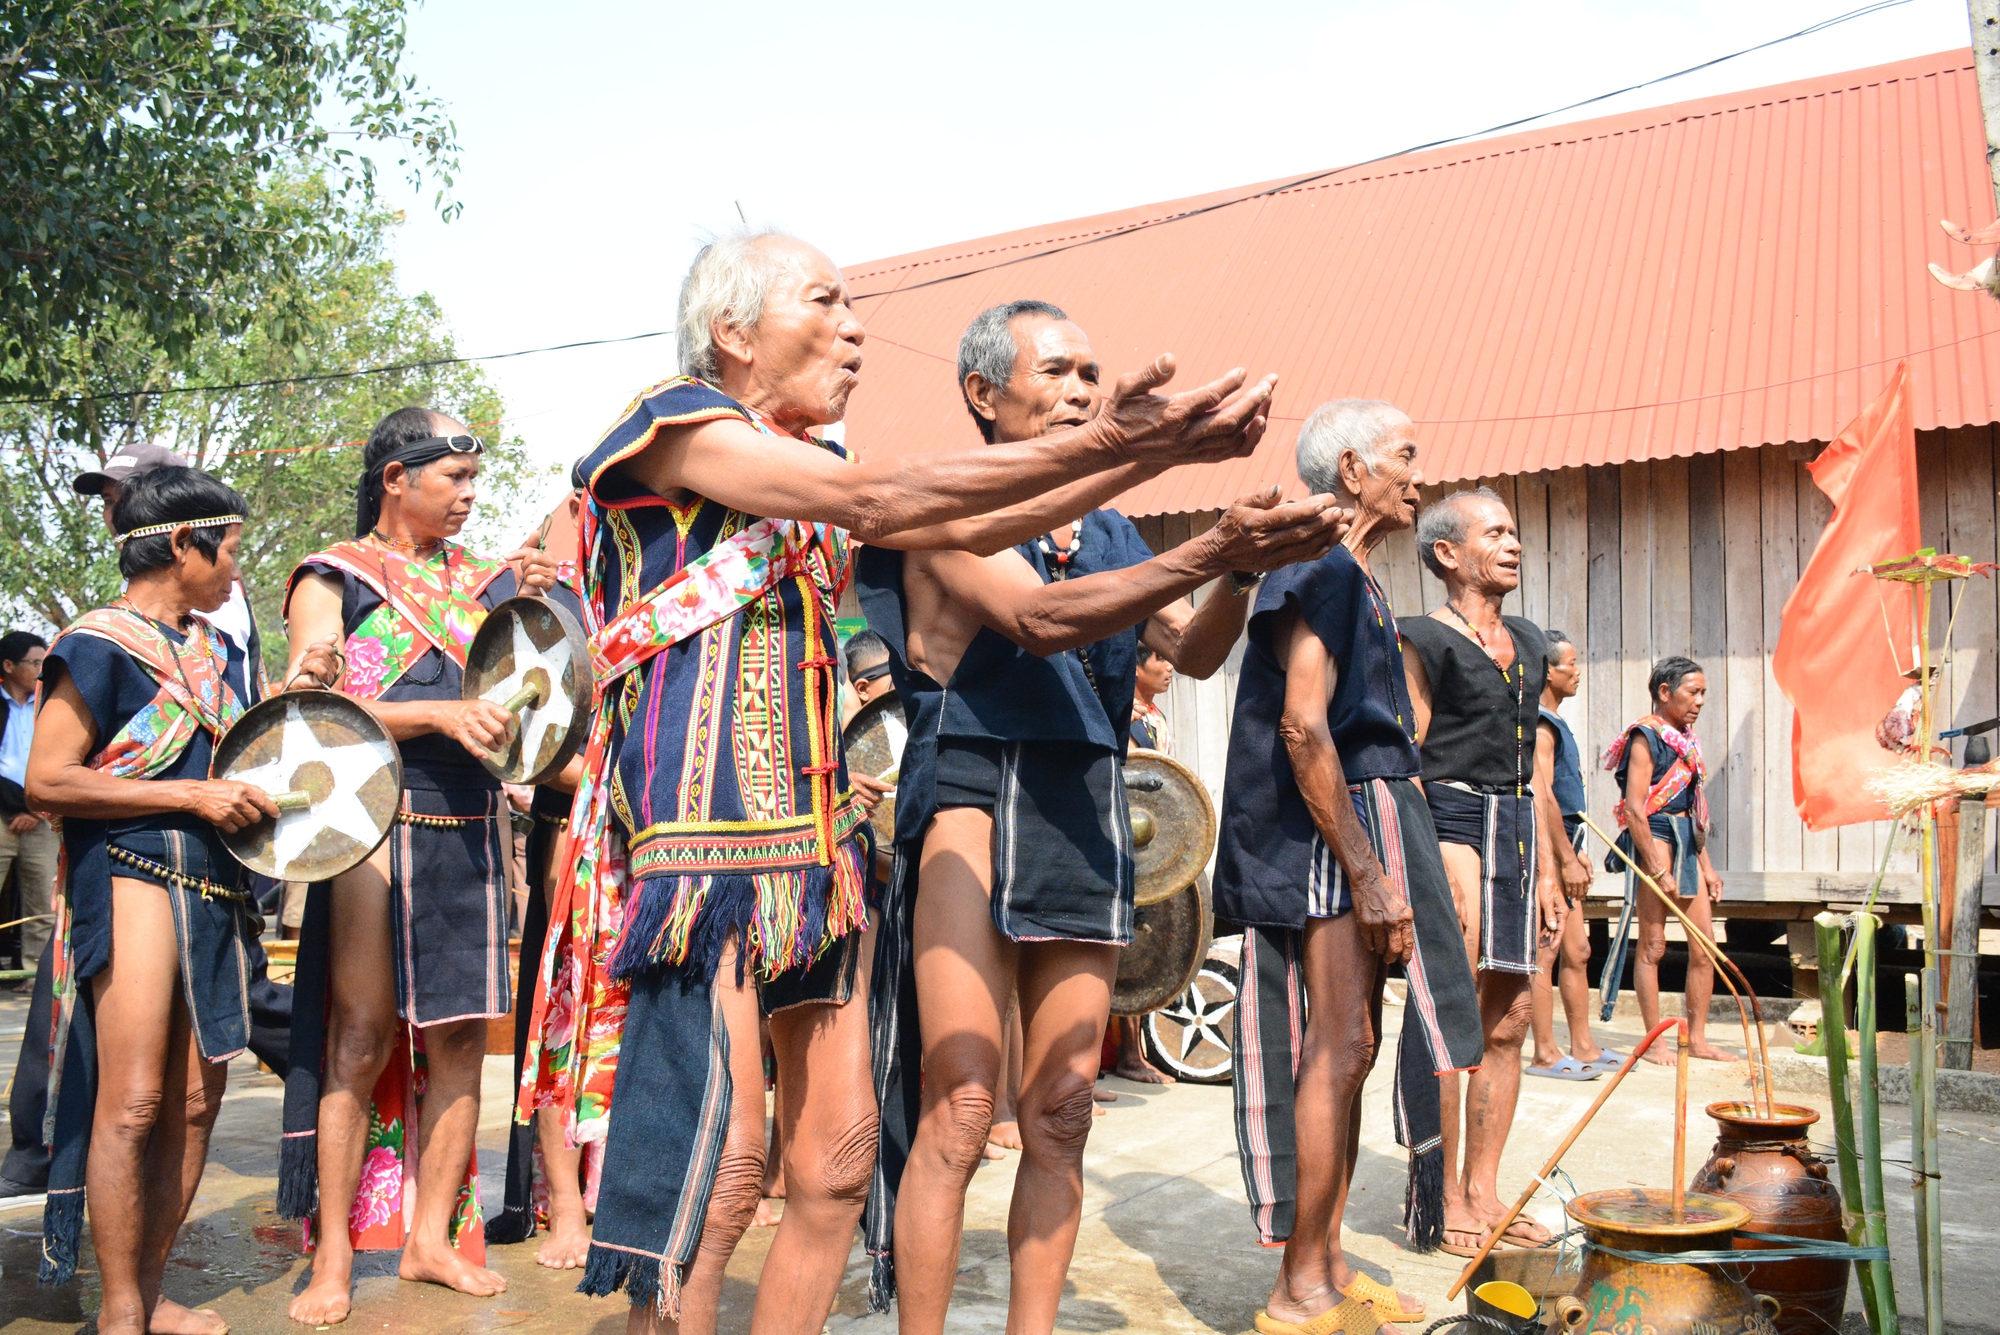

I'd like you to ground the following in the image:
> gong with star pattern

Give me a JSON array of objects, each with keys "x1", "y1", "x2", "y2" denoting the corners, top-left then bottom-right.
[
  {"x1": 461, "y1": 594, "x2": 590, "y2": 786},
  {"x1": 213, "y1": 689, "x2": 405, "y2": 881}
]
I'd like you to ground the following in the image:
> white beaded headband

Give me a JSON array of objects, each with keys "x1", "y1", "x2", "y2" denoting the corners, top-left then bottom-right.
[{"x1": 113, "y1": 514, "x2": 245, "y2": 547}]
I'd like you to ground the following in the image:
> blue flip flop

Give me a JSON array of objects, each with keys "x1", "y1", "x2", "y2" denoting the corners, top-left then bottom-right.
[
  {"x1": 1525, "y1": 1055, "x2": 1601, "y2": 1081},
  {"x1": 1580, "y1": 1050, "x2": 1627, "y2": 1073}
]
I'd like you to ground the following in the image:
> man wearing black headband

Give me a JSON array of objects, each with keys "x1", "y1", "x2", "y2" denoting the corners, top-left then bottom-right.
[
  {"x1": 841, "y1": 629, "x2": 894, "y2": 729},
  {"x1": 278, "y1": 407, "x2": 555, "y2": 1326}
]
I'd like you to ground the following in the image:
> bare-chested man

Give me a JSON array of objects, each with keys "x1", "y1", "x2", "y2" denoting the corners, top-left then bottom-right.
[{"x1": 859, "y1": 299, "x2": 1344, "y2": 1334}]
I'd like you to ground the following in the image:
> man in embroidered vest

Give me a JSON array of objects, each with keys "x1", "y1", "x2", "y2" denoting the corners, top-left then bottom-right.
[
  {"x1": 1607, "y1": 656, "x2": 1731, "y2": 1064},
  {"x1": 518, "y1": 231, "x2": 1287, "y2": 1335},
  {"x1": 30, "y1": 468, "x2": 333, "y2": 1332},
  {"x1": 1400, "y1": 489, "x2": 1568, "y2": 1258},
  {"x1": 281, "y1": 409, "x2": 557, "y2": 1326},
  {"x1": 858, "y1": 299, "x2": 1344, "y2": 1335},
  {"x1": 1216, "y1": 401, "x2": 1484, "y2": 1333}
]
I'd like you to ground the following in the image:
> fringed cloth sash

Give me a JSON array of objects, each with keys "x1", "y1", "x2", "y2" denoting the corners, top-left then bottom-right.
[
  {"x1": 519, "y1": 387, "x2": 858, "y2": 1315},
  {"x1": 39, "y1": 608, "x2": 245, "y2": 1283},
  {"x1": 1602, "y1": 714, "x2": 1708, "y2": 834},
  {"x1": 286, "y1": 539, "x2": 506, "y2": 698},
  {"x1": 1225, "y1": 778, "x2": 1483, "y2": 1260},
  {"x1": 275, "y1": 542, "x2": 506, "y2": 1258},
  {"x1": 1601, "y1": 714, "x2": 1705, "y2": 899}
]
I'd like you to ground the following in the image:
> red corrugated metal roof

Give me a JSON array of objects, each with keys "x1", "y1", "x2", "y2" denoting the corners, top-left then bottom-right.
[{"x1": 839, "y1": 49, "x2": 2000, "y2": 515}]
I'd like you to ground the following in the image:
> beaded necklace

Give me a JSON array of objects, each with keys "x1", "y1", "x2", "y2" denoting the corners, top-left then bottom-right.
[
  {"x1": 1037, "y1": 521, "x2": 1085, "y2": 579},
  {"x1": 1039, "y1": 520, "x2": 1098, "y2": 692},
  {"x1": 1444, "y1": 600, "x2": 1529, "y2": 887}
]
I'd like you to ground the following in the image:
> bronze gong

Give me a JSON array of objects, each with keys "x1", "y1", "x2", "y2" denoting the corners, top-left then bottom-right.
[
  {"x1": 840, "y1": 691, "x2": 905, "y2": 846},
  {"x1": 1111, "y1": 873, "x2": 1212, "y2": 1016},
  {"x1": 213, "y1": 689, "x2": 404, "y2": 881},
  {"x1": 462, "y1": 595, "x2": 591, "y2": 786},
  {"x1": 1125, "y1": 748, "x2": 1216, "y2": 907}
]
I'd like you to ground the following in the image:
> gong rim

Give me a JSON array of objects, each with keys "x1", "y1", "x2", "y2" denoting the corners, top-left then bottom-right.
[
  {"x1": 1111, "y1": 873, "x2": 1212, "y2": 1016},
  {"x1": 212, "y1": 688, "x2": 405, "y2": 881},
  {"x1": 462, "y1": 594, "x2": 591, "y2": 786},
  {"x1": 840, "y1": 689, "x2": 905, "y2": 847},
  {"x1": 1126, "y1": 747, "x2": 1216, "y2": 906}
]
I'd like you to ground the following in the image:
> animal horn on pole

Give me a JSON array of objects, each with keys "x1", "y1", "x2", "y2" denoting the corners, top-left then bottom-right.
[{"x1": 1928, "y1": 219, "x2": 2000, "y2": 296}]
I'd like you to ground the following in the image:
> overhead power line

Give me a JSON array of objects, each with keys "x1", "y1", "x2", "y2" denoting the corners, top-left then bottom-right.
[
  {"x1": 0, "y1": 0, "x2": 1915, "y2": 408},
  {"x1": 846, "y1": 0, "x2": 1916, "y2": 302}
]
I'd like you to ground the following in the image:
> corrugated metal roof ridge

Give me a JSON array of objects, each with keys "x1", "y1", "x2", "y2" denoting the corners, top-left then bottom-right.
[{"x1": 844, "y1": 50, "x2": 1975, "y2": 285}]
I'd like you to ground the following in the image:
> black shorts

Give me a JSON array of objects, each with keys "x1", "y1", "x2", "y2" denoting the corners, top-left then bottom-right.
[{"x1": 932, "y1": 736, "x2": 1133, "y2": 944}]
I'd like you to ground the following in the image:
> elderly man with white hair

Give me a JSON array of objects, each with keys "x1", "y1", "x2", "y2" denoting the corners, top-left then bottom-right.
[
  {"x1": 518, "y1": 231, "x2": 1280, "y2": 1335},
  {"x1": 1216, "y1": 399, "x2": 1483, "y2": 1335},
  {"x1": 1400, "y1": 488, "x2": 1569, "y2": 1258}
]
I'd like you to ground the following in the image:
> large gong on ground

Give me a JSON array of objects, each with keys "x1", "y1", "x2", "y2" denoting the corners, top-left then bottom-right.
[
  {"x1": 841, "y1": 691, "x2": 905, "y2": 846},
  {"x1": 1112, "y1": 873, "x2": 1212, "y2": 1016},
  {"x1": 463, "y1": 595, "x2": 590, "y2": 785},
  {"x1": 1124, "y1": 748, "x2": 1216, "y2": 907},
  {"x1": 213, "y1": 690, "x2": 404, "y2": 881}
]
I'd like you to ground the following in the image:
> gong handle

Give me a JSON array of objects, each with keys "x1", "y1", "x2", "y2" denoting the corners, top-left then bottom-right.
[
  {"x1": 499, "y1": 680, "x2": 545, "y2": 714},
  {"x1": 1124, "y1": 772, "x2": 1164, "y2": 792},
  {"x1": 272, "y1": 790, "x2": 313, "y2": 814}
]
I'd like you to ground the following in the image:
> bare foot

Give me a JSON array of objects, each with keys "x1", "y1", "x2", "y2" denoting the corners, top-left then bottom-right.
[
  {"x1": 398, "y1": 1240, "x2": 507, "y2": 1297},
  {"x1": 1092, "y1": 1088, "x2": 1118, "y2": 1103},
  {"x1": 288, "y1": 1265, "x2": 353, "y2": 1326},
  {"x1": 1689, "y1": 1041, "x2": 1740, "y2": 1062},
  {"x1": 751, "y1": 1196, "x2": 782, "y2": 1227},
  {"x1": 987, "y1": 1120, "x2": 1022, "y2": 1151},
  {"x1": 981, "y1": 1142, "x2": 1007, "y2": 1160},
  {"x1": 151, "y1": 1300, "x2": 229, "y2": 1335},
  {"x1": 1640, "y1": 1044, "x2": 1676, "y2": 1066},
  {"x1": 535, "y1": 1216, "x2": 591, "y2": 1267},
  {"x1": 1113, "y1": 1053, "x2": 1175, "y2": 1085},
  {"x1": 1570, "y1": 1041, "x2": 1606, "y2": 1065}
]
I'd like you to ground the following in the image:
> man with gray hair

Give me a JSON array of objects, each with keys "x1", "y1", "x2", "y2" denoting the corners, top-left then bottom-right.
[
  {"x1": 1400, "y1": 487, "x2": 1569, "y2": 1257},
  {"x1": 520, "y1": 234, "x2": 1286, "y2": 1335},
  {"x1": 858, "y1": 298, "x2": 1344, "y2": 1334},
  {"x1": 1218, "y1": 398, "x2": 1483, "y2": 1332}
]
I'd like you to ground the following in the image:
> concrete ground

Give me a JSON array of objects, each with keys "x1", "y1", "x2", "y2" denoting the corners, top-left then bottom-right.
[{"x1": 2, "y1": 992, "x2": 1995, "y2": 1334}]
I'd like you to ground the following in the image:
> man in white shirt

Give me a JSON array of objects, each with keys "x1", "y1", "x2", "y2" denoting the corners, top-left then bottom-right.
[{"x1": 0, "y1": 631, "x2": 54, "y2": 980}]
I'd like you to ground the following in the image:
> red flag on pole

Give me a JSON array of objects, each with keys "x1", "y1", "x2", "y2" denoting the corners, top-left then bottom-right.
[{"x1": 1772, "y1": 362, "x2": 1921, "y2": 830}]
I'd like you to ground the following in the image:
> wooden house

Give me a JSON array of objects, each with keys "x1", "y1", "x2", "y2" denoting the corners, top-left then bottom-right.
[{"x1": 841, "y1": 49, "x2": 2000, "y2": 917}]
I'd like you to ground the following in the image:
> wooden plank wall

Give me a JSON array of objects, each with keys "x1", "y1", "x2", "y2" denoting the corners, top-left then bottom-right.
[{"x1": 1133, "y1": 428, "x2": 2000, "y2": 884}]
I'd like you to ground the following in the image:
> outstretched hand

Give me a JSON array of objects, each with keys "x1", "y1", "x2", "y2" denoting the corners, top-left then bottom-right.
[
  {"x1": 1095, "y1": 355, "x2": 1278, "y2": 466},
  {"x1": 1204, "y1": 488, "x2": 1350, "y2": 575}
]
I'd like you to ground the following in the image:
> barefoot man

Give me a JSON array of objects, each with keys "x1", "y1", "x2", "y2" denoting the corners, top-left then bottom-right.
[
  {"x1": 517, "y1": 233, "x2": 1282, "y2": 1335},
  {"x1": 859, "y1": 298, "x2": 1343, "y2": 1332},
  {"x1": 1219, "y1": 400, "x2": 1483, "y2": 1335},
  {"x1": 1399, "y1": 489, "x2": 1568, "y2": 1257},
  {"x1": 281, "y1": 408, "x2": 557, "y2": 1324},
  {"x1": 1605, "y1": 656, "x2": 1732, "y2": 1064},
  {"x1": 1527, "y1": 631, "x2": 1617, "y2": 1079}
]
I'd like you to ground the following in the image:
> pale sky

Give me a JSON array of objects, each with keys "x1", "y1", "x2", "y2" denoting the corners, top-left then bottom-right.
[{"x1": 371, "y1": 0, "x2": 1976, "y2": 527}]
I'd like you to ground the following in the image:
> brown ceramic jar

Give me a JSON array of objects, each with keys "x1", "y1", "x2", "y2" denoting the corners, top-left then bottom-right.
[
  {"x1": 1556, "y1": 1189, "x2": 1782, "y2": 1335},
  {"x1": 1689, "y1": 1101, "x2": 1847, "y2": 1335}
]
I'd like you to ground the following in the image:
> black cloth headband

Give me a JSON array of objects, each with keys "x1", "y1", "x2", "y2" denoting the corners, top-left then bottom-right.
[
  {"x1": 851, "y1": 661, "x2": 892, "y2": 685},
  {"x1": 354, "y1": 435, "x2": 484, "y2": 537}
]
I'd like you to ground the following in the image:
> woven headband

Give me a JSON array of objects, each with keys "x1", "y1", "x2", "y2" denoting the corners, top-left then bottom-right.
[{"x1": 114, "y1": 514, "x2": 244, "y2": 547}]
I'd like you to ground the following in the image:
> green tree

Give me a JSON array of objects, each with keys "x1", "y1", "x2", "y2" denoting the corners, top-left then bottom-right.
[
  {"x1": 0, "y1": 186, "x2": 551, "y2": 665},
  {"x1": 0, "y1": 0, "x2": 459, "y2": 404}
]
